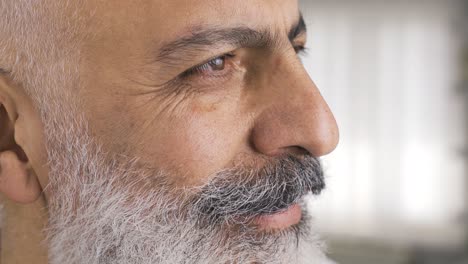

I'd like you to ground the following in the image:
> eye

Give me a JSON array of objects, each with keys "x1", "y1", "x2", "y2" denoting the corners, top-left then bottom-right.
[
  {"x1": 207, "y1": 57, "x2": 226, "y2": 71},
  {"x1": 182, "y1": 53, "x2": 235, "y2": 78}
]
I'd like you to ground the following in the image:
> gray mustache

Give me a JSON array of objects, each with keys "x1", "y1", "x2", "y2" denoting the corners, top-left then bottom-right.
[{"x1": 191, "y1": 155, "x2": 325, "y2": 225}]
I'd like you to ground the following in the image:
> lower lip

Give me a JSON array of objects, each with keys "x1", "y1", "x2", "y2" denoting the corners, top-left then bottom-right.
[{"x1": 253, "y1": 204, "x2": 302, "y2": 230}]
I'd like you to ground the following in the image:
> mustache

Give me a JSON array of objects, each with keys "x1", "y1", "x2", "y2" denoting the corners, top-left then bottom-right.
[{"x1": 190, "y1": 155, "x2": 325, "y2": 225}]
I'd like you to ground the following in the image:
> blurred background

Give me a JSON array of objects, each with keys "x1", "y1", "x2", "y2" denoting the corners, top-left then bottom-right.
[{"x1": 300, "y1": 0, "x2": 468, "y2": 263}]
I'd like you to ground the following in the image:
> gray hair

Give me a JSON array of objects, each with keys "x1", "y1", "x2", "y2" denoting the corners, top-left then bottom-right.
[{"x1": 0, "y1": 0, "x2": 87, "y2": 105}]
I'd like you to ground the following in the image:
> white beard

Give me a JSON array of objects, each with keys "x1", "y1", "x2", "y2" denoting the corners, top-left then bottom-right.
[{"x1": 41, "y1": 99, "x2": 333, "y2": 264}]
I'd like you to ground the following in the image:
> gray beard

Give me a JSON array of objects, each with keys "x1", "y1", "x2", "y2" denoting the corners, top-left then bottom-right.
[{"x1": 41, "y1": 101, "x2": 332, "y2": 264}]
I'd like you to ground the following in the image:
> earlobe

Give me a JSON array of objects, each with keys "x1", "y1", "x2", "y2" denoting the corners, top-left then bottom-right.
[
  {"x1": 0, "y1": 74, "x2": 44, "y2": 204},
  {"x1": 0, "y1": 149, "x2": 42, "y2": 204}
]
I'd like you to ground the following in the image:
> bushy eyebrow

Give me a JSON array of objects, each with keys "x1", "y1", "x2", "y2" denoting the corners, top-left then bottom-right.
[
  {"x1": 155, "y1": 14, "x2": 307, "y2": 66},
  {"x1": 288, "y1": 14, "x2": 307, "y2": 42}
]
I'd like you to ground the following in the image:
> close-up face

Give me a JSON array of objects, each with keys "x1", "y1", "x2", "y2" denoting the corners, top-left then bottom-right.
[
  {"x1": 0, "y1": 0, "x2": 339, "y2": 263},
  {"x1": 78, "y1": 0, "x2": 338, "y2": 187}
]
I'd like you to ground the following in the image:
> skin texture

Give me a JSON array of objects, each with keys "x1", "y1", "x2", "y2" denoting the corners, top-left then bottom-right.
[{"x1": 0, "y1": 0, "x2": 339, "y2": 263}]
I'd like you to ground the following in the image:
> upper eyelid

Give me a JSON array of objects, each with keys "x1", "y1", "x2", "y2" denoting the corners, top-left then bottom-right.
[
  {"x1": 182, "y1": 42, "x2": 306, "y2": 78},
  {"x1": 163, "y1": 44, "x2": 308, "y2": 94},
  {"x1": 193, "y1": 54, "x2": 230, "y2": 69},
  {"x1": 187, "y1": 39, "x2": 305, "y2": 69},
  {"x1": 180, "y1": 37, "x2": 304, "y2": 70},
  {"x1": 159, "y1": 30, "x2": 307, "y2": 73},
  {"x1": 177, "y1": 51, "x2": 234, "y2": 74},
  {"x1": 183, "y1": 54, "x2": 236, "y2": 78}
]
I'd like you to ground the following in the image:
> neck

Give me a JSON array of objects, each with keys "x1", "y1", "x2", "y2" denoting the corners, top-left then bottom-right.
[{"x1": 1, "y1": 195, "x2": 48, "y2": 264}]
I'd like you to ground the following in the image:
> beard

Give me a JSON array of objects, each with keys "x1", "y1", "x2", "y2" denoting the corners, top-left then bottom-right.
[{"x1": 40, "y1": 98, "x2": 333, "y2": 264}]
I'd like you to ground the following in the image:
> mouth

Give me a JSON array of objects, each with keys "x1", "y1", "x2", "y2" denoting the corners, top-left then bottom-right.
[
  {"x1": 192, "y1": 155, "x2": 324, "y2": 228},
  {"x1": 252, "y1": 203, "x2": 303, "y2": 231}
]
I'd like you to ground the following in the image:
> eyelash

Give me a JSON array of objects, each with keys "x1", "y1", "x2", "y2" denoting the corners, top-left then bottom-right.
[
  {"x1": 181, "y1": 53, "x2": 236, "y2": 79},
  {"x1": 295, "y1": 45, "x2": 307, "y2": 55}
]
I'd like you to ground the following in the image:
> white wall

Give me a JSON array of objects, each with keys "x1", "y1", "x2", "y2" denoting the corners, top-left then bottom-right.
[{"x1": 300, "y1": 0, "x2": 467, "y2": 248}]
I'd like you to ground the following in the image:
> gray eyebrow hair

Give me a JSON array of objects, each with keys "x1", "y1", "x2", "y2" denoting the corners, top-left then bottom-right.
[{"x1": 155, "y1": 14, "x2": 307, "y2": 66}]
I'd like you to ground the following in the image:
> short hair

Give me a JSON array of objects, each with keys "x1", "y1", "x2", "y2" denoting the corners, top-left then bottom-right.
[{"x1": 0, "y1": 0, "x2": 87, "y2": 104}]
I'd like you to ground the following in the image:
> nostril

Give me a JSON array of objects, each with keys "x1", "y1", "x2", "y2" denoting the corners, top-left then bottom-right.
[
  {"x1": 267, "y1": 146, "x2": 309, "y2": 157},
  {"x1": 286, "y1": 146, "x2": 310, "y2": 156}
]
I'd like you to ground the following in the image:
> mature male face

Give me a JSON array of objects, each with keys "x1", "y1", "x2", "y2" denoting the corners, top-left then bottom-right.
[{"x1": 0, "y1": 0, "x2": 339, "y2": 263}]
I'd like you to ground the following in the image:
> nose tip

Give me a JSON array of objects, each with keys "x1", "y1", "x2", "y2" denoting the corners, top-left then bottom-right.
[
  {"x1": 251, "y1": 93, "x2": 339, "y2": 158},
  {"x1": 250, "y1": 60, "x2": 339, "y2": 158},
  {"x1": 305, "y1": 105, "x2": 339, "y2": 157}
]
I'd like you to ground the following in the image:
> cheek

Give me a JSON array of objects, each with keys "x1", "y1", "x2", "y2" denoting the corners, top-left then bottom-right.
[{"x1": 136, "y1": 101, "x2": 247, "y2": 187}]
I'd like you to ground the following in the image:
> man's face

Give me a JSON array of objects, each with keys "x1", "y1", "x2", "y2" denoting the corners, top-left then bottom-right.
[
  {"x1": 40, "y1": 0, "x2": 339, "y2": 263},
  {"x1": 76, "y1": 0, "x2": 337, "y2": 187}
]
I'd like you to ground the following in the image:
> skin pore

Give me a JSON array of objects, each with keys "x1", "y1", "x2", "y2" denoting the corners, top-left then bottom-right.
[{"x1": 0, "y1": 0, "x2": 339, "y2": 263}]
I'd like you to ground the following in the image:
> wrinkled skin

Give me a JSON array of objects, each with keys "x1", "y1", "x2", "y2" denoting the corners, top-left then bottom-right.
[{"x1": 78, "y1": 0, "x2": 338, "y2": 187}]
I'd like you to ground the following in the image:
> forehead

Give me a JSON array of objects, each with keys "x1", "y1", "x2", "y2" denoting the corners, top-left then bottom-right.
[
  {"x1": 76, "y1": 0, "x2": 300, "y2": 95},
  {"x1": 82, "y1": 0, "x2": 300, "y2": 41}
]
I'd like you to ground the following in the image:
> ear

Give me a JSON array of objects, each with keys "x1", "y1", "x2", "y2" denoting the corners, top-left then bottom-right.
[
  {"x1": 0, "y1": 151, "x2": 41, "y2": 203},
  {"x1": 0, "y1": 75, "x2": 42, "y2": 204}
]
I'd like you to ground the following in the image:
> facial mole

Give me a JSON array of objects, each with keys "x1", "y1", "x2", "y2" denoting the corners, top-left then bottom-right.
[
  {"x1": 191, "y1": 96, "x2": 221, "y2": 113},
  {"x1": 191, "y1": 102, "x2": 218, "y2": 113}
]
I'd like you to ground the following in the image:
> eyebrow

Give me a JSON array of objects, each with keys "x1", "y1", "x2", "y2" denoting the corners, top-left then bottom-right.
[{"x1": 155, "y1": 14, "x2": 307, "y2": 66}]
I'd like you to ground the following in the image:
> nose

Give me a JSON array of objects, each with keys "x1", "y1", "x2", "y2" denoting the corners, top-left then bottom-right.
[{"x1": 250, "y1": 55, "x2": 339, "y2": 157}]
